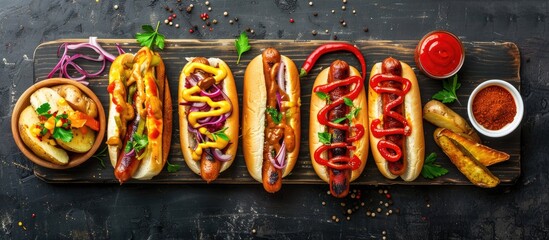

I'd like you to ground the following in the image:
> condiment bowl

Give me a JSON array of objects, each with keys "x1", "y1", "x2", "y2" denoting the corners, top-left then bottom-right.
[
  {"x1": 11, "y1": 78, "x2": 106, "y2": 169},
  {"x1": 467, "y1": 79, "x2": 523, "y2": 138}
]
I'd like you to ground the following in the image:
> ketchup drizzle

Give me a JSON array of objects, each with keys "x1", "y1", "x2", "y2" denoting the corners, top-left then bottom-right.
[
  {"x1": 313, "y1": 75, "x2": 365, "y2": 170},
  {"x1": 370, "y1": 73, "x2": 412, "y2": 162}
]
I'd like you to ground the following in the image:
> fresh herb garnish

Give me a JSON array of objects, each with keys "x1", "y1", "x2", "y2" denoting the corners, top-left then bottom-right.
[
  {"x1": 125, "y1": 133, "x2": 149, "y2": 153},
  {"x1": 432, "y1": 74, "x2": 461, "y2": 105},
  {"x1": 315, "y1": 91, "x2": 331, "y2": 103},
  {"x1": 235, "y1": 32, "x2": 251, "y2": 64},
  {"x1": 136, "y1": 22, "x2": 165, "y2": 50},
  {"x1": 36, "y1": 103, "x2": 52, "y2": 118},
  {"x1": 167, "y1": 161, "x2": 181, "y2": 173},
  {"x1": 333, "y1": 97, "x2": 361, "y2": 124},
  {"x1": 266, "y1": 107, "x2": 282, "y2": 125},
  {"x1": 421, "y1": 152, "x2": 449, "y2": 179},
  {"x1": 37, "y1": 103, "x2": 73, "y2": 142},
  {"x1": 91, "y1": 146, "x2": 108, "y2": 169},
  {"x1": 52, "y1": 126, "x2": 73, "y2": 143},
  {"x1": 211, "y1": 127, "x2": 230, "y2": 141},
  {"x1": 318, "y1": 132, "x2": 332, "y2": 145}
]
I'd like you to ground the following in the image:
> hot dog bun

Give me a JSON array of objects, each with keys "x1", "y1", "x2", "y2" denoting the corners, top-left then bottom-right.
[
  {"x1": 179, "y1": 57, "x2": 239, "y2": 178},
  {"x1": 368, "y1": 59, "x2": 424, "y2": 181},
  {"x1": 242, "y1": 51, "x2": 301, "y2": 184},
  {"x1": 309, "y1": 65, "x2": 369, "y2": 183},
  {"x1": 106, "y1": 48, "x2": 172, "y2": 182}
]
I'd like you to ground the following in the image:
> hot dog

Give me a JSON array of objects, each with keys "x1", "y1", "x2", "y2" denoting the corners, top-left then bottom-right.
[
  {"x1": 106, "y1": 47, "x2": 172, "y2": 183},
  {"x1": 368, "y1": 57, "x2": 424, "y2": 181},
  {"x1": 179, "y1": 57, "x2": 239, "y2": 183},
  {"x1": 309, "y1": 60, "x2": 369, "y2": 198},
  {"x1": 243, "y1": 48, "x2": 300, "y2": 193}
]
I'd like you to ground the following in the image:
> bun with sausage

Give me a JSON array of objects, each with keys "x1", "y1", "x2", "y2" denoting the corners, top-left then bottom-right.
[
  {"x1": 106, "y1": 47, "x2": 172, "y2": 183},
  {"x1": 179, "y1": 57, "x2": 239, "y2": 183},
  {"x1": 368, "y1": 57, "x2": 424, "y2": 181},
  {"x1": 243, "y1": 48, "x2": 301, "y2": 193},
  {"x1": 309, "y1": 60, "x2": 369, "y2": 198}
]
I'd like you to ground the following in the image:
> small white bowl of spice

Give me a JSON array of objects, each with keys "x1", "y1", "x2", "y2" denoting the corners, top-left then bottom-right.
[{"x1": 467, "y1": 79, "x2": 524, "y2": 138}]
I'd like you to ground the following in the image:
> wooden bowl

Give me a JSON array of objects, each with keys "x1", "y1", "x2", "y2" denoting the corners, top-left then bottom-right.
[{"x1": 11, "y1": 78, "x2": 106, "y2": 169}]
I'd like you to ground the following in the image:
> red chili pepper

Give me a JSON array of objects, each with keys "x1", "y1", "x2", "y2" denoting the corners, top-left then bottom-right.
[{"x1": 299, "y1": 43, "x2": 367, "y2": 80}]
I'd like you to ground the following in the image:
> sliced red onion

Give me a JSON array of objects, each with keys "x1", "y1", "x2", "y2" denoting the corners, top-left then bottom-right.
[
  {"x1": 88, "y1": 36, "x2": 116, "y2": 62},
  {"x1": 268, "y1": 141, "x2": 287, "y2": 169},
  {"x1": 191, "y1": 101, "x2": 207, "y2": 109},
  {"x1": 197, "y1": 114, "x2": 228, "y2": 128},
  {"x1": 186, "y1": 76, "x2": 198, "y2": 87},
  {"x1": 47, "y1": 37, "x2": 122, "y2": 84},
  {"x1": 116, "y1": 43, "x2": 125, "y2": 55},
  {"x1": 200, "y1": 88, "x2": 221, "y2": 98},
  {"x1": 198, "y1": 116, "x2": 213, "y2": 124},
  {"x1": 212, "y1": 148, "x2": 232, "y2": 162},
  {"x1": 277, "y1": 61, "x2": 286, "y2": 92},
  {"x1": 121, "y1": 149, "x2": 136, "y2": 163}
]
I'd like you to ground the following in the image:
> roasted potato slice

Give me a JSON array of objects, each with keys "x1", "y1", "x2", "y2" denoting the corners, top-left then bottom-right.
[
  {"x1": 435, "y1": 128, "x2": 509, "y2": 166},
  {"x1": 434, "y1": 129, "x2": 500, "y2": 188},
  {"x1": 52, "y1": 84, "x2": 98, "y2": 118},
  {"x1": 18, "y1": 106, "x2": 69, "y2": 165},
  {"x1": 55, "y1": 126, "x2": 95, "y2": 153},
  {"x1": 423, "y1": 100, "x2": 481, "y2": 143}
]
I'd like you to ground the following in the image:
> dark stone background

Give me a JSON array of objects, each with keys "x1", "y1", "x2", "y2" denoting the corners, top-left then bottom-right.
[{"x1": 1, "y1": 0, "x2": 547, "y2": 239}]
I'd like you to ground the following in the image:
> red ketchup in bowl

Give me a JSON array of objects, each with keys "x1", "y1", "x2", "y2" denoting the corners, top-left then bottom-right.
[{"x1": 415, "y1": 30, "x2": 465, "y2": 79}]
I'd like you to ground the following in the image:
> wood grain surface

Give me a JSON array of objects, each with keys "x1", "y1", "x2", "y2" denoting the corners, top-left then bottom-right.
[{"x1": 32, "y1": 39, "x2": 521, "y2": 185}]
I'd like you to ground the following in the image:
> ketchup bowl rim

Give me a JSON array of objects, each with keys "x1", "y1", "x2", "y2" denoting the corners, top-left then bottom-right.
[
  {"x1": 415, "y1": 30, "x2": 465, "y2": 80},
  {"x1": 467, "y1": 79, "x2": 524, "y2": 138}
]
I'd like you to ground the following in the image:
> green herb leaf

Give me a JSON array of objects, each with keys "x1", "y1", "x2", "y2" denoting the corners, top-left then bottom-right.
[
  {"x1": 212, "y1": 127, "x2": 230, "y2": 141},
  {"x1": 36, "y1": 103, "x2": 51, "y2": 116},
  {"x1": 343, "y1": 97, "x2": 354, "y2": 107},
  {"x1": 167, "y1": 161, "x2": 181, "y2": 173},
  {"x1": 421, "y1": 152, "x2": 449, "y2": 179},
  {"x1": 318, "y1": 132, "x2": 332, "y2": 145},
  {"x1": 266, "y1": 107, "x2": 282, "y2": 125},
  {"x1": 315, "y1": 91, "x2": 331, "y2": 103},
  {"x1": 53, "y1": 127, "x2": 73, "y2": 143},
  {"x1": 136, "y1": 22, "x2": 165, "y2": 50},
  {"x1": 39, "y1": 125, "x2": 48, "y2": 136},
  {"x1": 333, "y1": 117, "x2": 347, "y2": 124},
  {"x1": 235, "y1": 32, "x2": 251, "y2": 64},
  {"x1": 133, "y1": 133, "x2": 149, "y2": 152},
  {"x1": 432, "y1": 74, "x2": 461, "y2": 104}
]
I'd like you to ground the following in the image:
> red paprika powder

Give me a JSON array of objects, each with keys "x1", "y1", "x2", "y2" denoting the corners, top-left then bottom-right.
[{"x1": 472, "y1": 85, "x2": 516, "y2": 130}]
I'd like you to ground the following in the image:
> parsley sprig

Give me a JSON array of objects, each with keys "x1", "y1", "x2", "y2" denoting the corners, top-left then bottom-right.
[
  {"x1": 266, "y1": 107, "x2": 283, "y2": 125},
  {"x1": 125, "y1": 133, "x2": 149, "y2": 153},
  {"x1": 432, "y1": 74, "x2": 461, "y2": 105},
  {"x1": 136, "y1": 22, "x2": 165, "y2": 50},
  {"x1": 333, "y1": 97, "x2": 361, "y2": 124},
  {"x1": 235, "y1": 32, "x2": 251, "y2": 64},
  {"x1": 211, "y1": 127, "x2": 230, "y2": 141},
  {"x1": 421, "y1": 152, "x2": 449, "y2": 179}
]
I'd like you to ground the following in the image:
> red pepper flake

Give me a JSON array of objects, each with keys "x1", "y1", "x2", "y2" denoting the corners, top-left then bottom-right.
[
  {"x1": 386, "y1": 194, "x2": 391, "y2": 199},
  {"x1": 168, "y1": 16, "x2": 173, "y2": 21},
  {"x1": 189, "y1": 29, "x2": 194, "y2": 33},
  {"x1": 289, "y1": 18, "x2": 295, "y2": 23},
  {"x1": 31, "y1": 213, "x2": 36, "y2": 218},
  {"x1": 172, "y1": 14, "x2": 177, "y2": 18}
]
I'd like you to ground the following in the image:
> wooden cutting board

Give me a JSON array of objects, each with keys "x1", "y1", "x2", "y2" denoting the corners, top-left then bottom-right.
[{"x1": 32, "y1": 39, "x2": 521, "y2": 185}]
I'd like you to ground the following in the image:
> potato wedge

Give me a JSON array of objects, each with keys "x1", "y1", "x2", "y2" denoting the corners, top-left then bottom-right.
[
  {"x1": 55, "y1": 126, "x2": 95, "y2": 153},
  {"x1": 423, "y1": 100, "x2": 481, "y2": 143},
  {"x1": 18, "y1": 106, "x2": 69, "y2": 165},
  {"x1": 52, "y1": 84, "x2": 98, "y2": 118},
  {"x1": 435, "y1": 128, "x2": 509, "y2": 166},
  {"x1": 30, "y1": 87, "x2": 74, "y2": 114},
  {"x1": 434, "y1": 131, "x2": 499, "y2": 188}
]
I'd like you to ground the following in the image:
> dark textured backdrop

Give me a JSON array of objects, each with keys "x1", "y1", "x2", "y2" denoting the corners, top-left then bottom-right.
[{"x1": 1, "y1": 0, "x2": 548, "y2": 239}]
